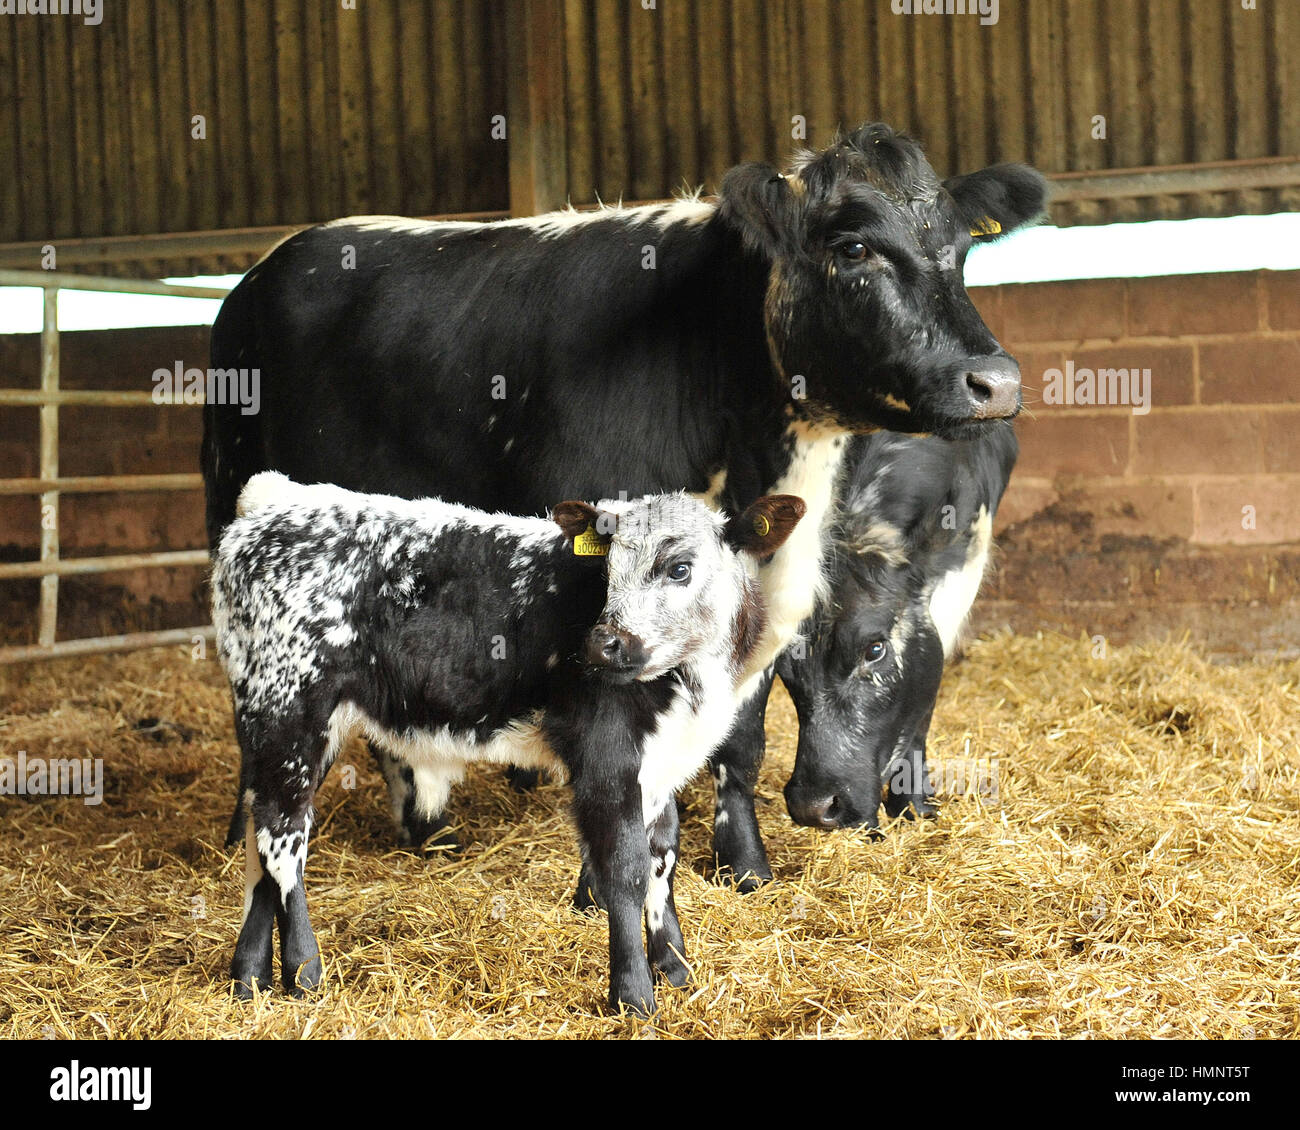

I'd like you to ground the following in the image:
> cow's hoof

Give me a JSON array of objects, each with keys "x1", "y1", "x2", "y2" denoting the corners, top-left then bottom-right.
[
  {"x1": 282, "y1": 952, "x2": 323, "y2": 997},
  {"x1": 229, "y1": 958, "x2": 272, "y2": 1001},
  {"x1": 402, "y1": 817, "x2": 460, "y2": 854},
  {"x1": 712, "y1": 858, "x2": 772, "y2": 894},
  {"x1": 572, "y1": 881, "x2": 604, "y2": 915},
  {"x1": 505, "y1": 766, "x2": 541, "y2": 793},
  {"x1": 610, "y1": 978, "x2": 656, "y2": 1019},
  {"x1": 230, "y1": 975, "x2": 266, "y2": 1001},
  {"x1": 653, "y1": 952, "x2": 691, "y2": 989}
]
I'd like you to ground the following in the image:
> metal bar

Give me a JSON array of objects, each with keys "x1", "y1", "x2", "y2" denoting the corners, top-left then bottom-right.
[
  {"x1": 0, "y1": 626, "x2": 216, "y2": 666},
  {"x1": 0, "y1": 268, "x2": 230, "y2": 298},
  {"x1": 0, "y1": 152, "x2": 1293, "y2": 276},
  {"x1": 1048, "y1": 156, "x2": 1300, "y2": 203},
  {"x1": 37, "y1": 288, "x2": 58, "y2": 648},
  {"x1": 0, "y1": 473, "x2": 202, "y2": 496},
  {"x1": 0, "y1": 213, "x2": 511, "y2": 269},
  {"x1": 0, "y1": 549, "x2": 209, "y2": 582},
  {"x1": 0, "y1": 390, "x2": 183, "y2": 407}
]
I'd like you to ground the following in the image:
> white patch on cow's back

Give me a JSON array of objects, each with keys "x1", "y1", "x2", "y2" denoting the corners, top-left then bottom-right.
[
  {"x1": 325, "y1": 196, "x2": 716, "y2": 244},
  {"x1": 748, "y1": 418, "x2": 850, "y2": 678},
  {"x1": 928, "y1": 506, "x2": 993, "y2": 659}
]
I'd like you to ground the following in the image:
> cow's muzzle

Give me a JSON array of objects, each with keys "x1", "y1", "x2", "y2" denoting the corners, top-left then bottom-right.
[
  {"x1": 584, "y1": 623, "x2": 648, "y2": 683},
  {"x1": 963, "y1": 356, "x2": 1021, "y2": 419}
]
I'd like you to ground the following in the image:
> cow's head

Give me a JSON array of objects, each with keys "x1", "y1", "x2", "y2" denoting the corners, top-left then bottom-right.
[
  {"x1": 554, "y1": 493, "x2": 804, "y2": 683},
  {"x1": 778, "y1": 552, "x2": 943, "y2": 831},
  {"x1": 718, "y1": 122, "x2": 1046, "y2": 440}
]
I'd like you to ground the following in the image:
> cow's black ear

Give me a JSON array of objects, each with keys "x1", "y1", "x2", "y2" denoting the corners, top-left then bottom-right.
[
  {"x1": 718, "y1": 162, "x2": 800, "y2": 258},
  {"x1": 944, "y1": 163, "x2": 1048, "y2": 240},
  {"x1": 727, "y1": 494, "x2": 806, "y2": 556}
]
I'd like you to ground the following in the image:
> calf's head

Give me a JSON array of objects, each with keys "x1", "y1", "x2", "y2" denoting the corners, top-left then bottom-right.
[
  {"x1": 719, "y1": 121, "x2": 1046, "y2": 440},
  {"x1": 553, "y1": 493, "x2": 806, "y2": 683},
  {"x1": 778, "y1": 552, "x2": 944, "y2": 831}
]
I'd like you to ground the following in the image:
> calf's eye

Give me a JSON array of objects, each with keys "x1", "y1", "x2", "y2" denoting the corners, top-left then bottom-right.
[{"x1": 667, "y1": 562, "x2": 692, "y2": 583}]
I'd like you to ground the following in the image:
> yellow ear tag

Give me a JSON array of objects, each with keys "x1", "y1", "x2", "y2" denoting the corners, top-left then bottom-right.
[
  {"x1": 970, "y1": 216, "x2": 1002, "y2": 237},
  {"x1": 753, "y1": 513, "x2": 772, "y2": 538},
  {"x1": 573, "y1": 524, "x2": 610, "y2": 557}
]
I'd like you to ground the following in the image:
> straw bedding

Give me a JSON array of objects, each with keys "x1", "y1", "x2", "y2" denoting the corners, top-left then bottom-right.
[{"x1": 1, "y1": 631, "x2": 1296, "y2": 1039}]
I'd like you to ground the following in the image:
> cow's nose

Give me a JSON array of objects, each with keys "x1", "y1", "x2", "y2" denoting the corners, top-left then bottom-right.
[
  {"x1": 585, "y1": 625, "x2": 627, "y2": 667},
  {"x1": 786, "y1": 790, "x2": 844, "y2": 829},
  {"x1": 964, "y1": 361, "x2": 1021, "y2": 419},
  {"x1": 584, "y1": 624, "x2": 646, "y2": 674}
]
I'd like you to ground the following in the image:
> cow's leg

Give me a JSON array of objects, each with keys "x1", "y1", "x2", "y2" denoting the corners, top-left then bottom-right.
[
  {"x1": 230, "y1": 814, "x2": 275, "y2": 998},
  {"x1": 371, "y1": 741, "x2": 460, "y2": 850},
  {"x1": 709, "y1": 669, "x2": 775, "y2": 892},
  {"x1": 645, "y1": 800, "x2": 689, "y2": 988},
  {"x1": 572, "y1": 773, "x2": 655, "y2": 1017}
]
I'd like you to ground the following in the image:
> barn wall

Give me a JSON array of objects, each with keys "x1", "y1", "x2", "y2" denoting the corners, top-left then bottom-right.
[
  {"x1": 4, "y1": 0, "x2": 1297, "y2": 277},
  {"x1": 975, "y1": 268, "x2": 1300, "y2": 655},
  {"x1": 1, "y1": 267, "x2": 1297, "y2": 653}
]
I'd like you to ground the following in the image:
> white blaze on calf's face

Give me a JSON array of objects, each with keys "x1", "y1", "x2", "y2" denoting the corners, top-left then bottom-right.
[{"x1": 600, "y1": 494, "x2": 747, "y2": 681}]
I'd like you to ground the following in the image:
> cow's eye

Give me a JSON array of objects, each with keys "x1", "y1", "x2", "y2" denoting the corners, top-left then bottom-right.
[
  {"x1": 667, "y1": 561, "x2": 692, "y2": 583},
  {"x1": 838, "y1": 240, "x2": 870, "y2": 262},
  {"x1": 855, "y1": 639, "x2": 888, "y2": 674}
]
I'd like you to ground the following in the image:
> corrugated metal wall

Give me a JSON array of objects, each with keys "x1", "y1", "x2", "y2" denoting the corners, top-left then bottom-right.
[
  {"x1": 1, "y1": 0, "x2": 1296, "y2": 272},
  {"x1": 0, "y1": 0, "x2": 508, "y2": 271},
  {"x1": 562, "y1": 0, "x2": 1300, "y2": 223}
]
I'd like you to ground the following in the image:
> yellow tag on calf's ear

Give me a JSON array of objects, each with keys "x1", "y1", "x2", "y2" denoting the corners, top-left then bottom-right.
[
  {"x1": 753, "y1": 514, "x2": 772, "y2": 537},
  {"x1": 970, "y1": 215, "x2": 1002, "y2": 237},
  {"x1": 573, "y1": 524, "x2": 610, "y2": 557}
]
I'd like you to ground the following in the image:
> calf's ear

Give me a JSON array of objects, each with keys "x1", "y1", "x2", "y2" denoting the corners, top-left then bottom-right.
[
  {"x1": 943, "y1": 163, "x2": 1048, "y2": 241},
  {"x1": 553, "y1": 500, "x2": 615, "y2": 556},
  {"x1": 718, "y1": 162, "x2": 800, "y2": 259},
  {"x1": 728, "y1": 494, "x2": 806, "y2": 557}
]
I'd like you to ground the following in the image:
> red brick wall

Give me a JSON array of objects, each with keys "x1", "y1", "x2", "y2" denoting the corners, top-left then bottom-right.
[
  {"x1": 972, "y1": 269, "x2": 1300, "y2": 655},
  {"x1": 1, "y1": 268, "x2": 1297, "y2": 652}
]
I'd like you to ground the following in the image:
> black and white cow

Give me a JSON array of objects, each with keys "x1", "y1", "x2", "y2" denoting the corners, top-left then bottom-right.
[
  {"x1": 213, "y1": 471, "x2": 803, "y2": 1015},
  {"x1": 203, "y1": 122, "x2": 1047, "y2": 886},
  {"x1": 775, "y1": 421, "x2": 1018, "y2": 830}
]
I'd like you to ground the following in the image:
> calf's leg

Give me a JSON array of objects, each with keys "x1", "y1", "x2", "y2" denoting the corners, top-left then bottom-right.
[
  {"x1": 645, "y1": 801, "x2": 689, "y2": 988},
  {"x1": 709, "y1": 670, "x2": 775, "y2": 892},
  {"x1": 572, "y1": 775, "x2": 655, "y2": 1017},
  {"x1": 230, "y1": 815, "x2": 276, "y2": 998}
]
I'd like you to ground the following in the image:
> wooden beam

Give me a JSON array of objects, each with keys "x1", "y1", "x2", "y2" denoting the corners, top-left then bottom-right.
[{"x1": 506, "y1": 0, "x2": 568, "y2": 217}]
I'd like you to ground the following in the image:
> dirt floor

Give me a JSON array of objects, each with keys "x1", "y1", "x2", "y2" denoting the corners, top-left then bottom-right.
[{"x1": 1, "y1": 631, "x2": 1297, "y2": 1039}]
